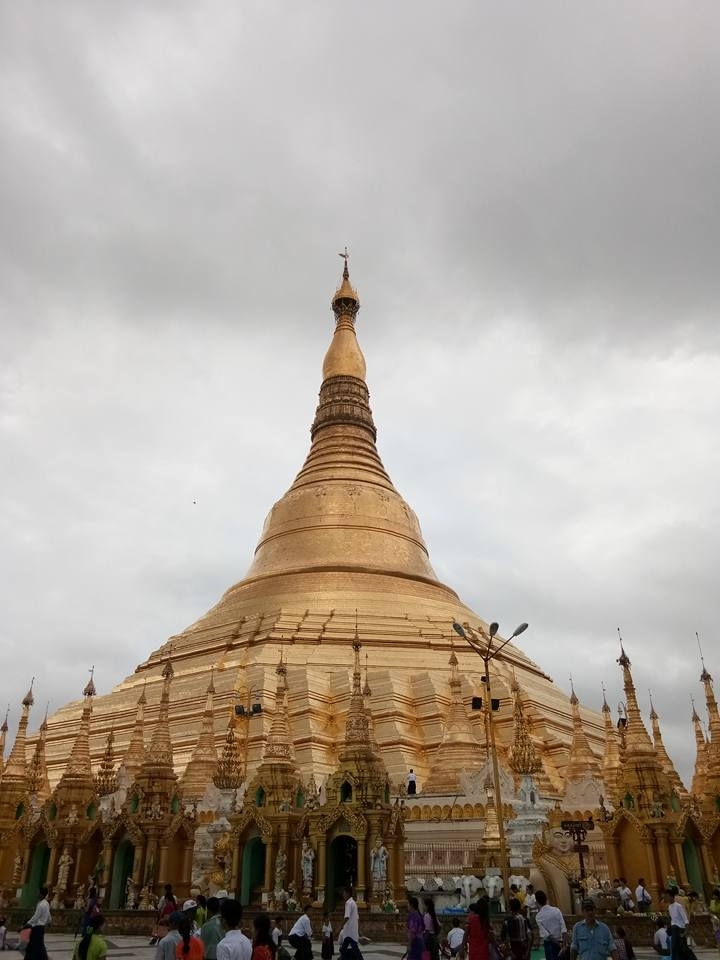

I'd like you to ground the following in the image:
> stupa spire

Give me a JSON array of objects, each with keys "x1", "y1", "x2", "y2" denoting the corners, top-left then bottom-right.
[
  {"x1": 425, "y1": 647, "x2": 485, "y2": 793},
  {"x1": 213, "y1": 707, "x2": 243, "y2": 790},
  {"x1": 2, "y1": 681, "x2": 34, "y2": 786},
  {"x1": 57, "y1": 667, "x2": 96, "y2": 785},
  {"x1": 341, "y1": 635, "x2": 371, "y2": 755},
  {"x1": 27, "y1": 707, "x2": 51, "y2": 801},
  {"x1": 601, "y1": 684, "x2": 621, "y2": 801},
  {"x1": 262, "y1": 652, "x2": 296, "y2": 764},
  {"x1": 122, "y1": 684, "x2": 147, "y2": 780},
  {"x1": 697, "y1": 635, "x2": 720, "y2": 799},
  {"x1": 648, "y1": 692, "x2": 687, "y2": 798},
  {"x1": 142, "y1": 659, "x2": 175, "y2": 772},
  {"x1": 565, "y1": 678, "x2": 601, "y2": 782},
  {"x1": 508, "y1": 675, "x2": 542, "y2": 777},
  {"x1": 243, "y1": 257, "x2": 451, "y2": 593},
  {"x1": 95, "y1": 728, "x2": 119, "y2": 797},
  {"x1": 362, "y1": 650, "x2": 380, "y2": 754},
  {"x1": 691, "y1": 696, "x2": 708, "y2": 796},
  {"x1": 181, "y1": 670, "x2": 218, "y2": 799},
  {"x1": 615, "y1": 635, "x2": 663, "y2": 812},
  {"x1": 0, "y1": 707, "x2": 8, "y2": 775},
  {"x1": 616, "y1": 633, "x2": 655, "y2": 757}
]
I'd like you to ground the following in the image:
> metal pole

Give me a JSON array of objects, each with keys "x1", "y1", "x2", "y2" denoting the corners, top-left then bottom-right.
[{"x1": 484, "y1": 649, "x2": 511, "y2": 908}]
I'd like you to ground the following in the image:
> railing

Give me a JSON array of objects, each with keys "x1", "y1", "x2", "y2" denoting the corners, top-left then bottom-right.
[{"x1": 404, "y1": 841, "x2": 475, "y2": 876}]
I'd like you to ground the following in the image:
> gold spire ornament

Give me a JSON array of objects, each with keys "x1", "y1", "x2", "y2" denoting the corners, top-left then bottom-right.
[
  {"x1": 691, "y1": 697, "x2": 708, "y2": 796},
  {"x1": 95, "y1": 728, "x2": 119, "y2": 797},
  {"x1": 600, "y1": 686, "x2": 621, "y2": 802},
  {"x1": 564, "y1": 679, "x2": 601, "y2": 782},
  {"x1": 27, "y1": 709, "x2": 52, "y2": 801},
  {"x1": 648, "y1": 692, "x2": 686, "y2": 800},
  {"x1": 2, "y1": 681, "x2": 34, "y2": 786},
  {"x1": 508, "y1": 676, "x2": 542, "y2": 778},
  {"x1": 181, "y1": 670, "x2": 219, "y2": 800},
  {"x1": 121, "y1": 685, "x2": 147, "y2": 780}
]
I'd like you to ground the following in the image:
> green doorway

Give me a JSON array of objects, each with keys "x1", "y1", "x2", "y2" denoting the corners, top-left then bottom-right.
[
  {"x1": 327, "y1": 835, "x2": 357, "y2": 910},
  {"x1": 240, "y1": 837, "x2": 265, "y2": 906},
  {"x1": 682, "y1": 839, "x2": 703, "y2": 895},
  {"x1": 109, "y1": 838, "x2": 135, "y2": 909},
  {"x1": 21, "y1": 842, "x2": 50, "y2": 909}
]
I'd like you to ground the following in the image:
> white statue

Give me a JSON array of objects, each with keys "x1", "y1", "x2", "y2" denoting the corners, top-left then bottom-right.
[
  {"x1": 57, "y1": 849, "x2": 74, "y2": 889},
  {"x1": 370, "y1": 837, "x2": 389, "y2": 890},
  {"x1": 301, "y1": 838, "x2": 315, "y2": 893},
  {"x1": 275, "y1": 849, "x2": 288, "y2": 893},
  {"x1": 74, "y1": 884, "x2": 86, "y2": 910},
  {"x1": 482, "y1": 873, "x2": 504, "y2": 906}
]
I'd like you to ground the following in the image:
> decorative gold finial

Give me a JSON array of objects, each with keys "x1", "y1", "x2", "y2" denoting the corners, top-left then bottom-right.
[
  {"x1": 83, "y1": 666, "x2": 97, "y2": 698},
  {"x1": 697, "y1": 631, "x2": 712, "y2": 681},
  {"x1": 332, "y1": 248, "x2": 360, "y2": 318},
  {"x1": 617, "y1": 627, "x2": 630, "y2": 668},
  {"x1": 23, "y1": 678, "x2": 35, "y2": 708}
]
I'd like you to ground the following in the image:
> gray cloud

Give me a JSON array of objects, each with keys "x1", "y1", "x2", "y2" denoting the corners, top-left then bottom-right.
[{"x1": 1, "y1": 1, "x2": 719, "y2": 787}]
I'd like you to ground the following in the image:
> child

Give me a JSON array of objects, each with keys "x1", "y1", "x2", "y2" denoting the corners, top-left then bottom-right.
[
  {"x1": 321, "y1": 913, "x2": 334, "y2": 960},
  {"x1": 653, "y1": 919, "x2": 670, "y2": 957},
  {"x1": 0, "y1": 916, "x2": 7, "y2": 951},
  {"x1": 446, "y1": 919, "x2": 465, "y2": 958}
]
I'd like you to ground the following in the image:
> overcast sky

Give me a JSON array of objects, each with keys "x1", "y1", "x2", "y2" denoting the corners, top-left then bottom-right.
[{"x1": 2, "y1": 1, "x2": 719, "y2": 788}]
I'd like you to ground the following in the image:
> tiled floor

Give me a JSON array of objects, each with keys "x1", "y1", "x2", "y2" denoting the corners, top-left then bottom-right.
[{"x1": 17, "y1": 934, "x2": 719, "y2": 960}]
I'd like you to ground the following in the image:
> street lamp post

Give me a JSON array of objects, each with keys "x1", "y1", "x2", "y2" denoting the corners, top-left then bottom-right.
[{"x1": 452, "y1": 619, "x2": 528, "y2": 910}]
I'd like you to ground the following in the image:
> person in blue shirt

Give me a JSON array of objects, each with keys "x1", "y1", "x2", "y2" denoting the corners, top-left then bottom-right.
[{"x1": 571, "y1": 900, "x2": 618, "y2": 960}]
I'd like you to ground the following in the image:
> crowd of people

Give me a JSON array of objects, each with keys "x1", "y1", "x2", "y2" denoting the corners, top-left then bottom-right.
[{"x1": 9, "y1": 877, "x2": 720, "y2": 960}]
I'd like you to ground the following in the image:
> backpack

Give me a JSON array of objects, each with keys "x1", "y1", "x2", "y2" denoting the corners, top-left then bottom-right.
[{"x1": 506, "y1": 916, "x2": 528, "y2": 943}]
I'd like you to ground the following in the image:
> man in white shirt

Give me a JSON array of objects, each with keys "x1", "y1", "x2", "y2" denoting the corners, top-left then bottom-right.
[
  {"x1": 217, "y1": 899, "x2": 252, "y2": 960},
  {"x1": 25, "y1": 886, "x2": 51, "y2": 960},
  {"x1": 407, "y1": 770, "x2": 417, "y2": 795},
  {"x1": 535, "y1": 890, "x2": 568, "y2": 960},
  {"x1": 617, "y1": 879, "x2": 633, "y2": 911},
  {"x1": 288, "y1": 905, "x2": 314, "y2": 960},
  {"x1": 635, "y1": 879, "x2": 652, "y2": 914},
  {"x1": 339, "y1": 887, "x2": 363, "y2": 960},
  {"x1": 666, "y1": 888, "x2": 689, "y2": 960}
]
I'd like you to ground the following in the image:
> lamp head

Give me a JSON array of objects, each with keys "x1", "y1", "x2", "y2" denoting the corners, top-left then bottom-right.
[
  {"x1": 452, "y1": 621, "x2": 467, "y2": 639},
  {"x1": 489, "y1": 622, "x2": 499, "y2": 637},
  {"x1": 511, "y1": 623, "x2": 529, "y2": 639}
]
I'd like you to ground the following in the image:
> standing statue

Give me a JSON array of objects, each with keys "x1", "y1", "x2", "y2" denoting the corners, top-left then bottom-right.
[
  {"x1": 370, "y1": 837, "x2": 389, "y2": 893},
  {"x1": 12, "y1": 854, "x2": 23, "y2": 886},
  {"x1": 274, "y1": 849, "x2": 288, "y2": 893},
  {"x1": 74, "y1": 884, "x2": 86, "y2": 910},
  {"x1": 301, "y1": 838, "x2": 315, "y2": 895},
  {"x1": 57, "y1": 849, "x2": 74, "y2": 889},
  {"x1": 125, "y1": 876, "x2": 137, "y2": 908}
]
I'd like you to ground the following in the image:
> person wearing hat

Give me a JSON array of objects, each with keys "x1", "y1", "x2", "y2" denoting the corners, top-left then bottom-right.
[
  {"x1": 183, "y1": 900, "x2": 199, "y2": 935},
  {"x1": 156, "y1": 912, "x2": 185, "y2": 960},
  {"x1": 570, "y1": 900, "x2": 617, "y2": 960}
]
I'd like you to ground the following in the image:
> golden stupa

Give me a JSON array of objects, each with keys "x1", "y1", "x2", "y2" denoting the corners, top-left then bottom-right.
[
  {"x1": 40, "y1": 258, "x2": 601, "y2": 793},
  {"x1": 4, "y1": 259, "x2": 720, "y2": 917}
]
